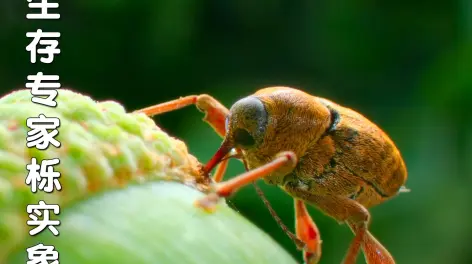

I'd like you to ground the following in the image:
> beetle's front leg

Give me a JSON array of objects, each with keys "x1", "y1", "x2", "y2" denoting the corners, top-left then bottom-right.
[
  {"x1": 295, "y1": 199, "x2": 322, "y2": 264},
  {"x1": 134, "y1": 94, "x2": 230, "y2": 182},
  {"x1": 195, "y1": 151, "x2": 298, "y2": 211},
  {"x1": 196, "y1": 152, "x2": 322, "y2": 262},
  {"x1": 135, "y1": 94, "x2": 229, "y2": 138}
]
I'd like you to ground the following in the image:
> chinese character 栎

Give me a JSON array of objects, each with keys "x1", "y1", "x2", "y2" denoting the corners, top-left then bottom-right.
[
  {"x1": 26, "y1": 114, "x2": 61, "y2": 150},
  {"x1": 26, "y1": 158, "x2": 61, "y2": 193},
  {"x1": 27, "y1": 200, "x2": 60, "y2": 236},
  {"x1": 26, "y1": 29, "x2": 60, "y2": 64}
]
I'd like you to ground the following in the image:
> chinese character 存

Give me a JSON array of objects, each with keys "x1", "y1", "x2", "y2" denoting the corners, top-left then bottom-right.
[
  {"x1": 27, "y1": 243, "x2": 59, "y2": 264},
  {"x1": 27, "y1": 200, "x2": 60, "y2": 236},
  {"x1": 26, "y1": 114, "x2": 61, "y2": 150},
  {"x1": 26, "y1": 72, "x2": 60, "y2": 107},
  {"x1": 26, "y1": 158, "x2": 61, "y2": 193},
  {"x1": 26, "y1": 0, "x2": 60, "y2": 20},
  {"x1": 26, "y1": 29, "x2": 61, "y2": 64}
]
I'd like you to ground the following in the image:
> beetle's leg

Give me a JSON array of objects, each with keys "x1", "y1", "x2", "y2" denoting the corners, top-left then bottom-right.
[
  {"x1": 195, "y1": 151, "x2": 297, "y2": 211},
  {"x1": 135, "y1": 94, "x2": 231, "y2": 182},
  {"x1": 295, "y1": 199, "x2": 322, "y2": 264},
  {"x1": 198, "y1": 151, "x2": 322, "y2": 262},
  {"x1": 212, "y1": 158, "x2": 229, "y2": 182},
  {"x1": 283, "y1": 185, "x2": 395, "y2": 264},
  {"x1": 347, "y1": 222, "x2": 394, "y2": 264},
  {"x1": 135, "y1": 94, "x2": 229, "y2": 138},
  {"x1": 232, "y1": 151, "x2": 308, "y2": 255},
  {"x1": 197, "y1": 151, "x2": 316, "y2": 258}
]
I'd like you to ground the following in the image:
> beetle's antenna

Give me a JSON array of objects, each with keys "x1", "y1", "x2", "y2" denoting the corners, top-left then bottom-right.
[
  {"x1": 252, "y1": 182, "x2": 306, "y2": 251},
  {"x1": 219, "y1": 149, "x2": 243, "y2": 162},
  {"x1": 235, "y1": 150, "x2": 306, "y2": 250}
]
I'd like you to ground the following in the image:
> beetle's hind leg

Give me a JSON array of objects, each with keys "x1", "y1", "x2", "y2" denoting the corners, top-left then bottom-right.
[
  {"x1": 347, "y1": 221, "x2": 395, "y2": 264},
  {"x1": 134, "y1": 94, "x2": 230, "y2": 182},
  {"x1": 295, "y1": 199, "x2": 322, "y2": 264}
]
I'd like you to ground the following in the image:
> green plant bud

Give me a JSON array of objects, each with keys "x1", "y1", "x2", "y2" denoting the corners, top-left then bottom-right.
[{"x1": 0, "y1": 89, "x2": 297, "y2": 264}]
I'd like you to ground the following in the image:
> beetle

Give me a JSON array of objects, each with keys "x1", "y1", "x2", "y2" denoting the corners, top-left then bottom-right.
[{"x1": 135, "y1": 86, "x2": 409, "y2": 264}]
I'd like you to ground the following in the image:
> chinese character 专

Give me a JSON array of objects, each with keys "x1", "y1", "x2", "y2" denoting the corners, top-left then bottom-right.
[
  {"x1": 27, "y1": 200, "x2": 60, "y2": 236},
  {"x1": 26, "y1": 0, "x2": 60, "y2": 20},
  {"x1": 26, "y1": 158, "x2": 62, "y2": 193},
  {"x1": 26, "y1": 114, "x2": 61, "y2": 150},
  {"x1": 26, "y1": 72, "x2": 60, "y2": 107},
  {"x1": 26, "y1": 29, "x2": 60, "y2": 64},
  {"x1": 27, "y1": 243, "x2": 59, "y2": 264}
]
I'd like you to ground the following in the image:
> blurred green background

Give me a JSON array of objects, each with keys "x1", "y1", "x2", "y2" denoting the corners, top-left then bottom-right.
[{"x1": 1, "y1": 1, "x2": 471, "y2": 263}]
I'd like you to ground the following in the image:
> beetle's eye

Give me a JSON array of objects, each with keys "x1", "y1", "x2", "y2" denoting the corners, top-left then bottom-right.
[{"x1": 233, "y1": 128, "x2": 255, "y2": 147}]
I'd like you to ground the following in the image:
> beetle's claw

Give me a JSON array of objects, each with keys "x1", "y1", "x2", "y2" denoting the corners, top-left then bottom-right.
[
  {"x1": 194, "y1": 193, "x2": 221, "y2": 213},
  {"x1": 293, "y1": 239, "x2": 307, "y2": 251},
  {"x1": 304, "y1": 252, "x2": 320, "y2": 264}
]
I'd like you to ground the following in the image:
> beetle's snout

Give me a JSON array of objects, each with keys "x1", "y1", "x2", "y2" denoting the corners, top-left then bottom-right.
[{"x1": 203, "y1": 139, "x2": 233, "y2": 175}]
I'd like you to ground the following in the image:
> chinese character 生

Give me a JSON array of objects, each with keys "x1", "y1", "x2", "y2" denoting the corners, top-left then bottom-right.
[
  {"x1": 26, "y1": 29, "x2": 61, "y2": 64},
  {"x1": 27, "y1": 243, "x2": 59, "y2": 264},
  {"x1": 26, "y1": 114, "x2": 61, "y2": 150},
  {"x1": 27, "y1": 200, "x2": 60, "y2": 236},
  {"x1": 26, "y1": 158, "x2": 61, "y2": 193},
  {"x1": 26, "y1": 72, "x2": 60, "y2": 107},
  {"x1": 26, "y1": 0, "x2": 60, "y2": 20}
]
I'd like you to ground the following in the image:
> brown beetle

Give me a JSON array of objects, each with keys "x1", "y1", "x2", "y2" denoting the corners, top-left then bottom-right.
[{"x1": 136, "y1": 86, "x2": 409, "y2": 264}]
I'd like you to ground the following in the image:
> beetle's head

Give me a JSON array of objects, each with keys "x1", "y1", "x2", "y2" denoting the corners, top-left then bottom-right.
[{"x1": 203, "y1": 96, "x2": 268, "y2": 174}]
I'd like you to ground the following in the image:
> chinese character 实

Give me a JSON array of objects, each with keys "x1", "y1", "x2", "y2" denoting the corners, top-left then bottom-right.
[
  {"x1": 27, "y1": 243, "x2": 59, "y2": 264},
  {"x1": 27, "y1": 200, "x2": 60, "y2": 236},
  {"x1": 26, "y1": 114, "x2": 61, "y2": 150},
  {"x1": 26, "y1": 0, "x2": 60, "y2": 20},
  {"x1": 26, "y1": 72, "x2": 60, "y2": 107},
  {"x1": 26, "y1": 29, "x2": 60, "y2": 64},
  {"x1": 26, "y1": 158, "x2": 61, "y2": 193}
]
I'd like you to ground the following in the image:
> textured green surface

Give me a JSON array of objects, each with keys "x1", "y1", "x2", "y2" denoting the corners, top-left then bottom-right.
[
  {"x1": 0, "y1": 89, "x2": 202, "y2": 261},
  {"x1": 7, "y1": 181, "x2": 297, "y2": 264},
  {"x1": 0, "y1": 89, "x2": 296, "y2": 263}
]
